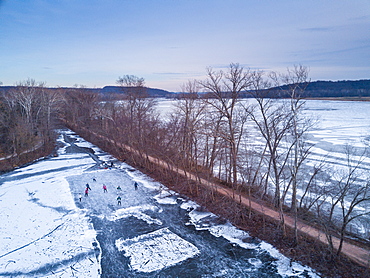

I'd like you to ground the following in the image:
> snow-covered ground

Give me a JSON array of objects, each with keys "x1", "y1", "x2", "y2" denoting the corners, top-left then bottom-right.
[
  {"x1": 0, "y1": 131, "x2": 100, "y2": 277},
  {"x1": 0, "y1": 129, "x2": 320, "y2": 277}
]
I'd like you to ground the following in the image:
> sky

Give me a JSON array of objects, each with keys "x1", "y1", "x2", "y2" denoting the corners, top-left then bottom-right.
[{"x1": 0, "y1": 0, "x2": 369, "y2": 92}]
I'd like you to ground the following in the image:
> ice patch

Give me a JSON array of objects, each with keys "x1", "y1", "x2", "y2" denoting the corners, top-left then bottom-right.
[
  {"x1": 259, "y1": 241, "x2": 320, "y2": 277},
  {"x1": 248, "y1": 258, "x2": 262, "y2": 268},
  {"x1": 180, "y1": 200, "x2": 199, "y2": 211},
  {"x1": 188, "y1": 208, "x2": 219, "y2": 230},
  {"x1": 108, "y1": 205, "x2": 163, "y2": 226},
  {"x1": 154, "y1": 189, "x2": 178, "y2": 205},
  {"x1": 115, "y1": 228, "x2": 199, "y2": 273},
  {"x1": 208, "y1": 223, "x2": 259, "y2": 250}
]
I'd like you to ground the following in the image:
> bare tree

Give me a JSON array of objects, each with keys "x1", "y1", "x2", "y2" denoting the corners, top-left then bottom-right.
[
  {"x1": 10, "y1": 79, "x2": 45, "y2": 132},
  {"x1": 317, "y1": 145, "x2": 370, "y2": 256},
  {"x1": 279, "y1": 65, "x2": 312, "y2": 242},
  {"x1": 248, "y1": 83, "x2": 293, "y2": 208},
  {"x1": 173, "y1": 80, "x2": 207, "y2": 171},
  {"x1": 246, "y1": 66, "x2": 314, "y2": 240},
  {"x1": 62, "y1": 86, "x2": 99, "y2": 127},
  {"x1": 0, "y1": 79, "x2": 60, "y2": 160},
  {"x1": 116, "y1": 75, "x2": 157, "y2": 149},
  {"x1": 278, "y1": 65, "x2": 311, "y2": 211},
  {"x1": 199, "y1": 63, "x2": 252, "y2": 195},
  {"x1": 37, "y1": 88, "x2": 64, "y2": 142}
]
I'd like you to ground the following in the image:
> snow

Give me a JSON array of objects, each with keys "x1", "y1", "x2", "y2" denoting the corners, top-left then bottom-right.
[
  {"x1": 108, "y1": 205, "x2": 163, "y2": 225},
  {"x1": 115, "y1": 227, "x2": 200, "y2": 273},
  {"x1": 153, "y1": 189, "x2": 179, "y2": 205},
  {"x1": 0, "y1": 132, "x2": 100, "y2": 277}
]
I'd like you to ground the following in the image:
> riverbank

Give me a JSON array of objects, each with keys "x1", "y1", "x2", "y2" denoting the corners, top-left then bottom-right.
[
  {"x1": 0, "y1": 141, "x2": 56, "y2": 173},
  {"x1": 305, "y1": 97, "x2": 370, "y2": 101}
]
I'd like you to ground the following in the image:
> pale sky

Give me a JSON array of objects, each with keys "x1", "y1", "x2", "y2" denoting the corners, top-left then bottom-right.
[{"x1": 0, "y1": 0, "x2": 369, "y2": 91}]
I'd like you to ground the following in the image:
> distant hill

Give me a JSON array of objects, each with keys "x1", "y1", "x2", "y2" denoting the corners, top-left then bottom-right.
[
  {"x1": 0, "y1": 85, "x2": 175, "y2": 98},
  {"x1": 99, "y1": 86, "x2": 175, "y2": 98},
  {"x1": 302, "y1": 80, "x2": 370, "y2": 98},
  {"x1": 1, "y1": 80, "x2": 370, "y2": 99},
  {"x1": 266, "y1": 79, "x2": 370, "y2": 98}
]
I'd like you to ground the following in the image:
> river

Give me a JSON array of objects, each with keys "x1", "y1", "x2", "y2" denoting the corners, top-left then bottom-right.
[{"x1": 156, "y1": 98, "x2": 370, "y2": 238}]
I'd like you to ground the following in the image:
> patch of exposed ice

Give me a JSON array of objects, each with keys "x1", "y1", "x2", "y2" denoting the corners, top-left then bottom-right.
[
  {"x1": 248, "y1": 258, "x2": 262, "y2": 268},
  {"x1": 115, "y1": 227, "x2": 199, "y2": 273},
  {"x1": 108, "y1": 205, "x2": 163, "y2": 225},
  {"x1": 180, "y1": 200, "x2": 199, "y2": 211},
  {"x1": 154, "y1": 189, "x2": 178, "y2": 205},
  {"x1": 260, "y1": 241, "x2": 320, "y2": 277}
]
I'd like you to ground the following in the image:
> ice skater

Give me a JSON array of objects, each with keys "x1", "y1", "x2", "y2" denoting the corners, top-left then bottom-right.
[
  {"x1": 134, "y1": 182, "x2": 138, "y2": 190},
  {"x1": 103, "y1": 184, "x2": 107, "y2": 193},
  {"x1": 79, "y1": 194, "x2": 82, "y2": 202},
  {"x1": 84, "y1": 188, "x2": 89, "y2": 197},
  {"x1": 117, "y1": 196, "x2": 121, "y2": 205},
  {"x1": 117, "y1": 185, "x2": 122, "y2": 191},
  {"x1": 93, "y1": 178, "x2": 96, "y2": 182},
  {"x1": 86, "y1": 183, "x2": 91, "y2": 190}
]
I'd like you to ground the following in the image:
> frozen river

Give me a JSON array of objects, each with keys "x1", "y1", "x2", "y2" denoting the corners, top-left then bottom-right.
[
  {"x1": 156, "y1": 98, "x2": 370, "y2": 237},
  {"x1": 305, "y1": 100, "x2": 370, "y2": 148},
  {"x1": 157, "y1": 98, "x2": 370, "y2": 152},
  {"x1": 0, "y1": 130, "x2": 319, "y2": 277}
]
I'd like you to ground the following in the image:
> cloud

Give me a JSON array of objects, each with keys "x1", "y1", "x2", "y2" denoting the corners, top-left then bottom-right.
[
  {"x1": 300, "y1": 27, "x2": 334, "y2": 32},
  {"x1": 153, "y1": 72, "x2": 185, "y2": 75}
]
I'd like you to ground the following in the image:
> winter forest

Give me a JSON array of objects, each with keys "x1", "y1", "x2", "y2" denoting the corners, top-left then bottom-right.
[{"x1": 1, "y1": 64, "x2": 370, "y2": 276}]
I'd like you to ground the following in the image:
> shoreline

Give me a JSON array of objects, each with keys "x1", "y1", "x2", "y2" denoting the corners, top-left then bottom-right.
[{"x1": 305, "y1": 97, "x2": 370, "y2": 102}]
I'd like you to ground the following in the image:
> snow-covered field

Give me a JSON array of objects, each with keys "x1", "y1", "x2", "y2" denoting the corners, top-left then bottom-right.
[
  {"x1": 0, "y1": 129, "x2": 320, "y2": 277},
  {"x1": 0, "y1": 132, "x2": 100, "y2": 277}
]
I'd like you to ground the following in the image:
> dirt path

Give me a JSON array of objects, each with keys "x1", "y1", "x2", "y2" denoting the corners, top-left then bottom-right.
[{"x1": 78, "y1": 128, "x2": 370, "y2": 268}]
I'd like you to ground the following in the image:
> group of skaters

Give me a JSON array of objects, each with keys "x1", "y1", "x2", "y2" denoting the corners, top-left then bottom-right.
[{"x1": 79, "y1": 178, "x2": 139, "y2": 205}]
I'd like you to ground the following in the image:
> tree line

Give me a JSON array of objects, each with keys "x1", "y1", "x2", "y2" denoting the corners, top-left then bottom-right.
[
  {"x1": 0, "y1": 79, "x2": 63, "y2": 169},
  {"x1": 1, "y1": 65, "x2": 369, "y2": 260}
]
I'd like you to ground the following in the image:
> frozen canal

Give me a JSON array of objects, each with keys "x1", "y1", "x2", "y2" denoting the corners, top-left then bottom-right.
[{"x1": 0, "y1": 129, "x2": 319, "y2": 277}]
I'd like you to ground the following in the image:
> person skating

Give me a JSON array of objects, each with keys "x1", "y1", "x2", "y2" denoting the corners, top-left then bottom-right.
[
  {"x1": 85, "y1": 188, "x2": 89, "y2": 197},
  {"x1": 117, "y1": 196, "x2": 121, "y2": 205},
  {"x1": 86, "y1": 183, "x2": 91, "y2": 190},
  {"x1": 103, "y1": 184, "x2": 107, "y2": 193},
  {"x1": 117, "y1": 185, "x2": 122, "y2": 191},
  {"x1": 134, "y1": 182, "x2": 138, "y2": 190}
]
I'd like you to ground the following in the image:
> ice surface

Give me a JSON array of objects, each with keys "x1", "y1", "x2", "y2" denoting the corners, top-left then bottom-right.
[
  {"x1": 0, "y1": 129, "x2": 321, "y2": 277},
  {"x1": 115, "y1": 227, "x2": 200, "y2": 273},
  {"x1": 108, "y1": 205, "x2": 163, "y2": 225},
  {"x1": 154, "y1": 189, "x2": 179, "y2": 204}
]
